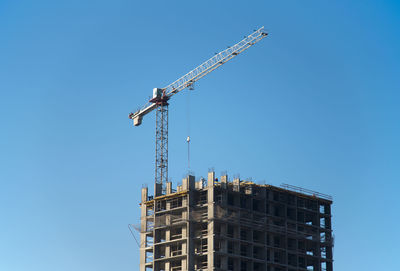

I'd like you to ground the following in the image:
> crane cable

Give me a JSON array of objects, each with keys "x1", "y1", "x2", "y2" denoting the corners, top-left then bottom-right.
[
  {"x1": 128, "y1": 224, "x2": 140, "y2": 248},
  {"x1": 186, "y1": 88, "x2": 191, "y2": 170}
]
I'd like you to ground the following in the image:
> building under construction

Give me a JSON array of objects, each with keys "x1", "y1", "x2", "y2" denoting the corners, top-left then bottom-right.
[{"x1": 139, "y1": 172, "x2": 333, "y2": 271}]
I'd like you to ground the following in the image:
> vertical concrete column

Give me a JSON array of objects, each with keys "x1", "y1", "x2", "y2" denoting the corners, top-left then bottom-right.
[
  {"x1": 185, "y1": 175, "x2": 195, "y2": 271},
  {"x1": 182, "y1": 221, "x2": 189, "y2": 271},
  {"x1": 165, "y1": 243, "x2": 170, "y2": 258},
  {"x1": 182, "y1": 195, "x2": 189, "y2": 223},
  {"x1": 208, "y1": 171, "x2": 215, "y2": 187},
  {"x1": 183, "y1": 175, "x2": 195, "y2": 191},
  {"x1": 220, "y1": 174, "x2": 228, "y2": 189},
  {"x1": 233, "y1": 178, "x2": 240, "y2": 192},
  {"x1": 140, "y1": 187, "x2": 148, "y2": 271},
  {"x1": 166, "y1": 182, "x2": 172, "y2": 194},
  {"x1": 207, "y1": 183, "x2": 215, "y2": 270},
  {"x1": 141, "y1": 187, "x2": 148, "y2": 203},
  {"x1": 181, "y1": 257, "x2": 187, "y2": 271},
  {"x1": 166, "y1": 213, "x2": 171, "y2": 226},
  {"x1": 182, "y1": 226, "x2": 188, "y2": 256},
  {"x1": 166, "y1": 187, "x2": 171, "y2": 227}
]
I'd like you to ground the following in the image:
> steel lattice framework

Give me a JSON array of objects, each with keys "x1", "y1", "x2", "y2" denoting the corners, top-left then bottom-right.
[
  {"x1": 129, "y1": 27, "x2": 268, "y2": 195},
  {"x1": 155, "y1": 104, "x2": 168, "y2": 191}
]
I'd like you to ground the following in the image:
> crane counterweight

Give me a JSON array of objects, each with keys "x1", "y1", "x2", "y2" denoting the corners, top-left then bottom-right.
[{"x1": 133, "y1": 115, "x2": 142, "y2": 126}]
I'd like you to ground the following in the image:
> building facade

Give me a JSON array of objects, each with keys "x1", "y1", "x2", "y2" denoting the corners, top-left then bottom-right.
[{"x1": 140, "y1": 172, "x2": 333, "y2": 271}]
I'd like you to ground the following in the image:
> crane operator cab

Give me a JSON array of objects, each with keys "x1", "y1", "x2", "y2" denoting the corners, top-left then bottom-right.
[
  {"x1": 150, "y1": 87, "x2": 169, "y2": 105},
  {"x1": 153, "y1": 88, "x2": 163, "y2": 99}
]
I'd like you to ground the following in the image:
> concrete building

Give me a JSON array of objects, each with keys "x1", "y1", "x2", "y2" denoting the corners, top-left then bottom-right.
[{"x1": 140, "y1": 172, "x2": 333, "y2": 271}]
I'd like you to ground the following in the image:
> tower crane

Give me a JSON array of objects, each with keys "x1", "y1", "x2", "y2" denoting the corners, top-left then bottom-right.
[{"x1": 129, "y1": 27, "x2": 268, "y2": 196}]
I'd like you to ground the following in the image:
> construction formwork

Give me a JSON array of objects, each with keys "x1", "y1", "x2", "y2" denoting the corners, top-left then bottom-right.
[{"x1": 139, "y1": 172, "x2": 333, "y2": 271}]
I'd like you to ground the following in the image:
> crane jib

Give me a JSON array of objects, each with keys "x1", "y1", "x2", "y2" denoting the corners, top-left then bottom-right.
[{"x1": 129, "y1": 27, "x2": 267, "y2": 126}]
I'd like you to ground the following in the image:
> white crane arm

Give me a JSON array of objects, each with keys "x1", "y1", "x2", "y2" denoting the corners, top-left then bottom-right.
[
  {"x1": 129, "y1": 27, "x2": 268, "y2": 126},
  {"x1": 129, "y1": 103, "x2": 157, "y2": 126},
  {"x1": 165, "y1": 27, "x2": 267, "y2": 97}
]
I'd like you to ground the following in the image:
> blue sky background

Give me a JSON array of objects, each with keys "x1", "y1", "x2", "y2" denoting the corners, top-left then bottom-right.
[{"x1": 1, "y1": 0, "x2": 399, "y2": 270}]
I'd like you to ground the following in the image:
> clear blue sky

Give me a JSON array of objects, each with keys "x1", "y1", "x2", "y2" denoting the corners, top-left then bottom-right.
[{"x1": 1, "y1": 0, "x2": 399, "y2": 270}]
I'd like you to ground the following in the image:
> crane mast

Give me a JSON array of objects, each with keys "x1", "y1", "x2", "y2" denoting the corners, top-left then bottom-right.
[{"x1": 129, "y1": 27, "x2": 268, "y2": 196}]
